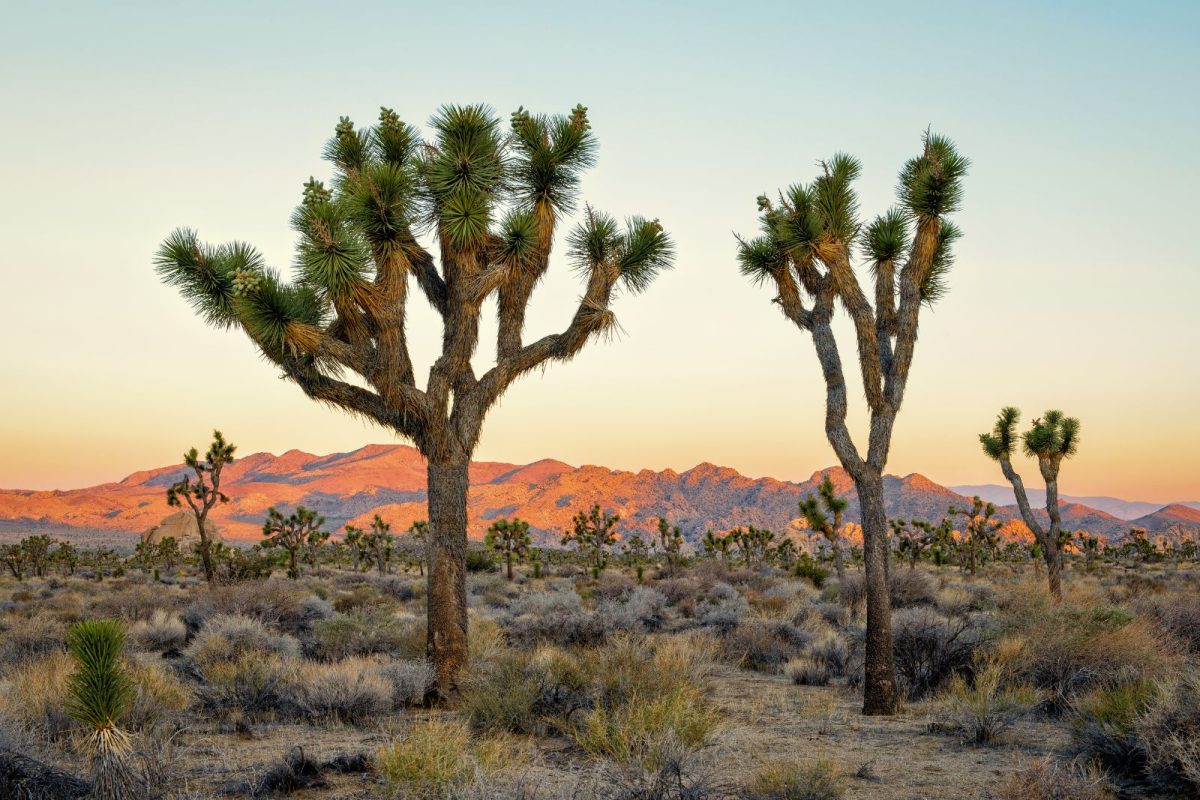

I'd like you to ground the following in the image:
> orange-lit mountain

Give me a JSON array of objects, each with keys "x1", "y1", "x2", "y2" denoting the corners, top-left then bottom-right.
[{"x1": 0, "y1": 445, "x2": 1179, "y2": 546}]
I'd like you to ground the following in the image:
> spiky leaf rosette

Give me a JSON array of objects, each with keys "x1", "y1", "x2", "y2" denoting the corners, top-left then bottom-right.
[
  {"x1": 980, "y1": 406, "x2": 1021, "y2": 460},
  {"x1": 898, "y1": 132, "x2": 969, "y2": 220},
  {"x1": 1023, "y1": 409, "x2": 1081, "y2": 459},
  {"x1": 65, "y1": 618, "x2": 136, "y2": 764}
]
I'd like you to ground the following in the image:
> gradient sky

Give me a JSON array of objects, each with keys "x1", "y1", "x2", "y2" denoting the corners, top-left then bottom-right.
[{"x1": 1, "y1": 1, "x2": 1198, "y2": 501}]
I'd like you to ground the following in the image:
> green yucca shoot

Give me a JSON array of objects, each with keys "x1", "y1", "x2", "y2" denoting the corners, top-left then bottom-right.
[{"x1": 65, "y1": 619, "x2": 136, "y2": 767}]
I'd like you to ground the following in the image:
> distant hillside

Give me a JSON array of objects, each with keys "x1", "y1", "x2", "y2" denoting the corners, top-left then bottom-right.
[
  {"x1": 0, "y1": 445, "x2": 1191, "y2": 545},
  {"x1": 951, "y1": 484, "x2": 1200, "y2": 521}
]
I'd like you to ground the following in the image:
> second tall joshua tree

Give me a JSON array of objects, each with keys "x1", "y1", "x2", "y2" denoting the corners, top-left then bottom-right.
[{"x1": 737, "y1": 132, "x2": 968, "y2": 715}]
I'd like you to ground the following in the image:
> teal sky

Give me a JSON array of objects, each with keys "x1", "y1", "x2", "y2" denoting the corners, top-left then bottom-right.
[{"x1": 1, "y1": 1, "x2": 1198, "y2": 500}]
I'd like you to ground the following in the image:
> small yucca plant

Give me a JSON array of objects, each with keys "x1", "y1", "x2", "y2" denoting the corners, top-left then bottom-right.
[{"x1": 65, "y1": 618, "x2": 140, "y2": 800}]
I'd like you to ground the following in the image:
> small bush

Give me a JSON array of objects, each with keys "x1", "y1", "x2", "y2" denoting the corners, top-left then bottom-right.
[
  {"x1": 812, "y1": 602, "x2": 847, "y2": 628},
  {"x1": 377, "y1": 659, "x2": 435, "y2": 707},
  {"x1": 1136, "y1": 593, "x2": 1200, "y2": 652},
  {"x1": 601, "y1": 586, "x2": 670, "y2": 632},
  {"x1": 572, "y1": 683, "x2": 717, "y2": 769},
  {"x1": 286, "y1": 657, "x2": 394, "y2": 725},
  {"x1": 193, "y1": 652, "x2": 293, "y2": 720},
  {"x1": 722, "y1": 620, "x2": 810, "y2": 672},
  {"x1": 744, "y1": 758, "x2": 844, "y2": 800},
  {"x1": 504, "y1": 590, "x2": 610, "y2": 647},
  {"x1": 465, "y1": 549, "x2": 498, "y2": 573},
  {"x1": 931, "y1": 652, "x2": 1035, "y2": 746},
  {"x1": 793, "y1": 556, "x2": 830, "y2": 589},
  {"x1": 185, "y1": 614, "x2": 301, "y2": 668},
  {"x1": 376, "y1": 719, "x2": 523, "y2": 797},
  {"x1": 129, "y1": 610, "x2": 187, "y2": 652},
  {"x1": 835, "y1": 574, "x2": 866, "y2": 609},
  {"x1": 891, "y1": 606, "x2": 985, "y2": 699},
  {"x1": 309, "y1": 609, "x2": 424, "y2": 661},
  {"x1": 808, "y1": 636, "x2": 849, "y2": 678},
  {"x1": 0, "y1": 613, "x2": 63, "y2": 666},
  {"x1": 1133, "y1": 672, "x2": 1200, "y2": 794},
  {"x1": 785, "y1": 657, "x2": 830, "y2": 687},
  {"x1": 1068, "y1": 679, "x2": 1158, "y2": 775},
  {"x1": 0, "y1": 650, "x2": 76, "y2": 742},
  {"x1": 694, "y1": 582, "x2": 748, "y2": 633},
  {"x1": 995, "y1": 756, "x2": 1114, "y2": 800},
  {"x1": 887, "y1": 569, "x2": 936, "y2": 609},
  {"x1": 125, "y1": 660, "x2": 192, "y2": 731}
]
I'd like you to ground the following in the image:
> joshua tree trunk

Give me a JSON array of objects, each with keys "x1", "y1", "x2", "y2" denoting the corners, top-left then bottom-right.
[
  {"x1": 855, "y1": 469, "x2": 896, "y2": 715},
  {"x1": 426, "y1": 454, "x2": 469, "y2": 697},
  {"x1": 832, "y1": 537, "x2": 846, "y2": 583},
  {"x1": 999, "y1": 454, "x2": 1064, "y2": 601}
]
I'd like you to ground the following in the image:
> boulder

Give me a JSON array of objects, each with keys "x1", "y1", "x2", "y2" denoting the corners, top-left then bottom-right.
[{"x1": 142, "y1": 510, "x2": 222, "y2": 546}]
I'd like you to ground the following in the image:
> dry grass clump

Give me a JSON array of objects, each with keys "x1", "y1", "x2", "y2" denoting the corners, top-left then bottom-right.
[
  {"x1": 889, "y1": 606, "x2": 987, "y2": 699},
  {"x1": 376, "y1": 658, "x2": 435, "y2": 707},
  {"x1": 784, "y1": 656, "x2": 830, "y2": 687},
  {"x1": 744, "y1": 758, "x2": 845, "y2": 800},
  {"x1": 375, "y1": 719, "x2": 527, "y2": 798},
  {"x1": 0, "y1": 611, "x2": 64, "y2": 666},
  {"x1": 930, "y1": 649, "x2": 1036, "y2": 745},
  {"x1": 308, "y1": 609, "x2": 424, "y2": 661},
  {"x1": 193, "y1": 580, "x2": 321, "y2": 634},
  {"x1": 721, "y1": 619, "x2": 810, "y2": 672},
  {"x1": 887, "y1": 568, "x2": 937, "y2": 609},
  {"x1": 285, "y1": 657, "x2": 395, "y2": 724},
  {"x1": 0, "y1": 650, "x2": 76, "y2": 742},
  {"x1": 995, "y1": 756, "x2": 1114, "y2": 800},
  {"x1": 1067, "y1": 678, "x2": 1158, "y2": 775},
  {"x1": 572, "y1": 683, "x2": 717, "y2": 768},
  {"x1": 192, "y1": 652, "x2": 293, "y2": 720},
  {"x1": 1135, "y1": 592, "x2": 1200, "y2": 652},
  {"x1": 128, "y1": 610, "x2": 187, "y2": 652},
  {"x1": 125, "y1": 659, "x2": 192, "y2": 731},
  {"x1": 88, "y1": 580, "x2": 178, "y2": 622},
  {"x1": 1132, "y1": 672, "x2": 1200, "y2": 794},
  {"x1": 184, "y1": 613, "x2": 301, "y2": 667}
]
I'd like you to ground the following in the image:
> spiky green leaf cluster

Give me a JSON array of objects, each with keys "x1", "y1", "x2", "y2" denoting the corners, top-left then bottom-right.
[
  {"x1": 898, "y1": 133, "x2": 969, "y2": 219},
  {"x1": 979, "y1": 406, "x2": 1021, "y2": 460},
  {"x1": 64, "y1": 619, "x2": 135, "y2": 732},
  {"x1": 863, "y1": 208, "x2": 910, "y2": 265},
  {"x1": 509, "y1": 103, "x2": 597, "y2": 214},
  {"x1": 568, "y1": 212, "x2": 674, "y2": 293},
  {"x1": 920, "y1": 220, "x2": 963, "y2": 304},
  {"x1": 1023, "y1": 409, "x2": 1081, "y2": 459}
]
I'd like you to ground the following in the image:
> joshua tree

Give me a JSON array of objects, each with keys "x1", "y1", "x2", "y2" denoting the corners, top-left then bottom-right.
[
  {"x1": 563, "y1": 505, "x2": 620, "y2": 578},
  {"x1": 19, "y1": 535, "x2": 54, "y2": 578},
  {"x1": 65, "y1": 619, "x2": 139, "y2": 800},
  {"x1": 485, "y1": 517, "x2": 532, "y2": 581},
  {"x1": 799, "y1": 475, "x2": 850, "y2": 582},
  {"x1": 702, "y1": 529, "x2": 732, "y2": 569},
  {"x1": 53, "y1": 541, "x2": 79, "y2": 576},
  {"x1": 362, "y1": 514, "x2": 395, "y2": 575},
  {"x1": 0, "y1": 544, "x2": 25, "y2": 579},
  {"x1": 165, "y1": 430, "x2": 236, "y2": 583},
  {"x1": 1076, "y1": 531, "x2": 1101, "y2": 573},
  {"x1": 262, "y1": 505, "x2": 326, "y2": 579},
  {"x1": 979, "y1": 407, "x2": 1080, "y2": 599},
  {"x1": 737, "y1": 133, "x2": 967, "y2": 714},
  {"x1": 156, "y1": 536, "x2": 181, "y2": 574},
  {"x1": 405, "y1": 520, "x2": 429, "y2": 576},
  {"x1": 656, "y1": 517, "x2": 684, "y2": 567},
  {"x1": 343, "y1": 525, "x2": 368, "y2": 572},
  {"x1": 304, "y1": 527, "x2": 331, "y2": 571},
  {"x1": 893, "y1": 518, "x2": 933, "y2": 569},
  {"x1": 155, "y1": 104, "x2": 672, "y2": 696},
  {"x1": 949, "y1": 497, "x2": 1002, "y2": 576}
]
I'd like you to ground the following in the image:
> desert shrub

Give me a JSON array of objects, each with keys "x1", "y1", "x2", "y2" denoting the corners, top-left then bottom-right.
[
  {"x1": 196, "y1": 581, "x2": 316, "y2": 634},
  {"x1": 465, "y1": 549, "x2": 498, "y2": 573},
  {"x1": 811, "y1": 601, "x2": 847, "y2": 628},
  {"x1": 655, "y1": 575, "x2": 714, "y2": 615},
  {"x1": 808, "y1": 635, "x2": 849, "y2": 678},
  {"x1": 184, "y1": 613, "x2": 300, "y2": 667},
  {"x1": 88, "y1": 582, "x2": 173, "y2": 622},
  {"x1": 369, "y1": 575, "x2": 419, "y2": 602},
  {"x1": 936, "y1": 582, "x2": 996, "y2": 617},
  {"x1": 601, "y1": 586, "x2": 670, "y2": 632},
  {"x1": 887, "y1": 568, "x2": 936, "y2": 608},
  {"x1": 785, "y1": 657, "x2": 830, "y2": 687},
  {"x1": 1003, "y1": 601, "x2": 1177, "y2": 712},
  {"x1": 377, "y1": 659, "x2": 435, "y2": 707},
  {"x1": 793, "y1": 555, "x2": 830, "y2": 589},
  {"x1": 890, "y1": 606, "x2": 987, "y2": 699},
  {"x1": 504, "y1": 590, "x2": 610, "y2": 646},
  {"x1": 0, "y1": 612, "x2": 64, "y2": 666},
  {"x1": 462, "y1": 645, "x2": 590, "y2": 735},
  {"x1": 192, "y1": 653, "x2": 294, "y2": 719},
  {"x1": 572, "y1": 683, "x2": 717, "y2": 769},
  {"x1": 834, "y1": 574, "x2": 866, "y2": 609},
  {"x1": 995, "y1": 756, "x2": 1114, "y2": 800},
  {"x1": 722, "y1": 620, "x2": 810, "y2": 672},
  {"x1": 375, "y1": 719, "x2": 523, "y2": 797},
  {"x1": 0, "y1": 650, "x2": 76, "y2": 741},
  {"x1": 1132, "y1": 672, "x2": 1200, "y2": 794},
  {"x1": 248, "y1": 748, "x2": 327, "y2": 797},
  {"x1": 590, "y1": 634, "x2": 716, "y2": 711},
  {"x1": 693, "y1": 582, "x2": 748, "y2": 633},
  {"x1": 931, "y1": 651, "x2": 1035, "y2": 745},
  {"x1": 124, "y1": 660, "x2": 192, "y2": 731},
  {"x1": 593, "y1": 572, "x2": 638, "y2": 602},
  {"x1": 1068, "y1": 679, "x2": 1158, "y2": 775},
  {"x1": 285, "y1": 657, "x2": 394, "y2": 724},
  {"x1": 1136, "y1": 593, "x2": 1200, "y2": 652},
  {"x1": 309, "y1": 609, "x2": 424, "y2": 661},
  {"x1": 744, "y1": 758, "x2": 844, "y2": 800},
  {"x1": 332, "y1": 584, "x2": 392, "y2": 613},
  {"x1": 129, "y1": 610, "x2": 187, "y2": 652}
]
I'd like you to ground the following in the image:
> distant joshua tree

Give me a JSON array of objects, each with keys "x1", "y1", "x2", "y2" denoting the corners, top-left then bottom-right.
[
  {"x1": 949, "y1": 496, "x2": 1002, "y2": 576},
  {"x1": 737, "y1": 133, "x2": 968, "y2": 715},
  {"x1": 563, "y1": 505, "x2": 620, "y2": 578},
  {"x1": 800, "y1": 475, "x2": 850, "y2": 582},
  {"x1": 165, "y1": 430, "x2": 236, "y2": 584},
  {"x1": 980, "y1": 407, "x2": 1080, "y2": 600},
  {"x1": 155, "y1": 105, "x2": 672, "y2": 697},
  {"x1": 656, "y1": 517, "x2": 684, "y2": 567},
  {"x1": 485, "y1": 517, "x2": 531, "y2": 581},
  {"x1": 262, "y1": 505, "x2": 326, "y2": 579},
  {"x1": 363, "y1": 514, "x2": 396, "y2": 575}
]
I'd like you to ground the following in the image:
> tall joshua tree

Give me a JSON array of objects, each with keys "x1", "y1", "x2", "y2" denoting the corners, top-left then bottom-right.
[
  {"x1": 979, "y1": 407, "x2": 1080, "y2": 600},
  {"x1": 166, "y1": 430, "x2": 236, "y2": 584},
  {"x1": 155, "y1": 104, "x2": 673, "y2": 698},
  {"x1": 737, "y1": 132, "x2": 967, "y2": 715}
]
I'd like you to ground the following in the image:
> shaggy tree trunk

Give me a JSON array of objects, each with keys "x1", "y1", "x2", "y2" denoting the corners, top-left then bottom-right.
[
  {"x1": 855, "y1": 469, "x2": 899, "y2": 716},
  {"x1": 426, "y1": 455, "x2": 469, "y2": 700},
  {"x1": 832, "y1": 538, "x2": 846, "y2": 583},
  {"x1": 196, "y1": 515, "x2": 215, "y2": 584}
]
